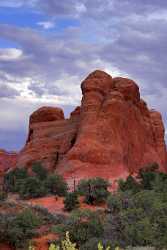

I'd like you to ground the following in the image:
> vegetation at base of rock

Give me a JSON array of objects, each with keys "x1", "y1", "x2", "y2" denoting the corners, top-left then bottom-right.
[
  {"x1": 118, "y1": 162, "x2": 167, "y2": 194},
  {"x1": 45, "y1": 174, "x2": 68, "y2": 196},
  {"x1": 64, "y1": 192, "x2": 79, "y2": 211},
  {"x1": 19, "y1": 176, "x2": 47, "y2": 198},
  {"x1": 32, "y1": 162, "x2": 48, "y2": 180},
  {"x1": 77, "y1": 177, "x2": 110, "y2": 204},
  {"x1": 3, "y1": 162, "x2": 68, "y2": 199},
  {"x1": 4, "y1": 167, "x2": 28, "y2": 192}
]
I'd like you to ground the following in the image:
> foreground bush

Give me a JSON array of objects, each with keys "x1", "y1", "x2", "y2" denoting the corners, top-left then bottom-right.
[
  {"x1": 0, "y1": 208, "x2": 42, "y2": 248},
  {"x1": 105, "y1": 168, "x2": 167, "y2": 249},
  {"x1": 53, "y1": 209, "x2": 104, "y2": 247},
  {"x1": 49, "y1": 232, "x2": 110, "y2": 250}
]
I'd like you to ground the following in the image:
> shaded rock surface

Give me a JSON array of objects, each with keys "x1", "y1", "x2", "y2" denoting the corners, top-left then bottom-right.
[
  {"x1": 0, "y1": 150, "x2": 17, "y2": 184},
  {"x1": 17, "y1": 70, "x2": 167, "y2": 183},
  {"x1": 0, "y1": 149, "x2": 17, "y2": 173}
]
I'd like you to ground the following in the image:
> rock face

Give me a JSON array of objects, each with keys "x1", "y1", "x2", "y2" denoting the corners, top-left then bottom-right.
[
  {"x1": 0, "y1": 149, "x2": 17, "y2": 172},
  {"x1": 18, "y1": 107, "x2": 79, "y2": 170},
  {"x1": 17, "y1": 70, "x2": 167, "y2": 183},
  {"x1": 0, "y1": 150, "x2": 17, "y2": 185}
]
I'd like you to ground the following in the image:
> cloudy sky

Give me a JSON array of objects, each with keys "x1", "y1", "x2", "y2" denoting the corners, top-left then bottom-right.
[{"x1": 0, "y1": 0, "x2": 167, "y2": 151}]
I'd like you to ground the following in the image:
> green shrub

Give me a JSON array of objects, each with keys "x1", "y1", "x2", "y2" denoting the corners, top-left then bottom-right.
[
  {"x1": 45, "y1": 174, "x2": 68, "y2": 196},
  {"x1": 80, "y1": 238, "x2": 112, "y2": 250},
  {"x1": 4, "y1": 167, "x2": 28, "y2": 192},
  {"x1": 64, "y1": 192, "x2": 79, "y2": 211},
  {"x1": 0, "y1": 209, "x2": 41, "y2": 248},
  {"x1": 50, "y1": 234, "x2": 111, "y2": 250},
  {"x1": 19, "y1": 176, "x2": 47, "y2": 199},
  {"x1": 3, "y1": 165, "x2": 68, "y2": 200},
  {"x1": 55, "y1": 210, "x2": 104, "y2": 246},
  {"x1": 118, "y1": 176, "x2": 141, "y2": 194},
  {"x1": 14, "y1": 208, "x2": 42, "y2": 230},
  {"x1": 0, "y1": 190, "x2": 7, "y2": 201},
  {"x1": 104, "y1": 187, "x2": 167, "y2": 249},
  {"x1": 77, "y1": 177, "x2": 109, "y2": 205},
  {"x1": 107, "y1": 193, "x2": 123, "y2": 214},
  {"x1": 32, "y1": 162, "x2": 48, "y2": 180}
]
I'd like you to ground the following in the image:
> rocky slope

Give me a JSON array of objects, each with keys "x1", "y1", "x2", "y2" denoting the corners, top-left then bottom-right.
[{"x1": 17, "y1": 70, "x2": 167, "y2": 183}]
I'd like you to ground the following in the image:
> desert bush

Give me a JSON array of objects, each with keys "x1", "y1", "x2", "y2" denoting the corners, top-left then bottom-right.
[
  {"x1": 77, "y1": 177, "x2": 109, "y2": 204},
  {"x1": 64, "y1": 192, "x2": 79, "y2": 211},
  {"x1": 50, "y1": 232, "x2": 111, "y2": 250},
  {"x1": 4, "y1": 167, "x2": 28, "y2": 192},
  {"x1": 32, "y1": 205, "x2": 66, "y2": 224},
  {"x1": 32, "y1": 162, "x2": 48, "y2": 180},
  {"x1": 4, "y1": 164, "x2": 69, "y2": 200},
  {"x1": 80, "y1": 238, "x2": 112, "y2": 250},
  {"x1": 45, "y1": 174, "x2": 68, "y2": 196},
  {"x1": 118, "y1": 176, "x2": 141, "y2": 194},
  {"x1": 19, "y1": 176, "x2": 47, "y2": 199},
  {"x1": 0, "y1": 190, "x2": 7, "y2": 201},
  {"x1": 105, "y1": 187, "x2": 167, "y2": 249},
  {"x1": 107, "y1": 193, "x2": 123, "y2": 214},
  {"x1": 0, "y1": 209, "x2": 41, "y2": 248},
  {"x1": 54, "y1": 209, "x2": 104, "y2": 246}
]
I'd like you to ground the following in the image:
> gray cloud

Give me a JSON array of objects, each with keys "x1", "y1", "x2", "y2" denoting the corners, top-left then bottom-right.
[{"x1": 0, "y1": 83, "x2": 20, "y2": 98}]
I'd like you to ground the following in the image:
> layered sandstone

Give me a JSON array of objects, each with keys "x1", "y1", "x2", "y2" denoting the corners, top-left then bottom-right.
[{"x1": 17, "y1": 70, "x2": 167, "y2": 183}]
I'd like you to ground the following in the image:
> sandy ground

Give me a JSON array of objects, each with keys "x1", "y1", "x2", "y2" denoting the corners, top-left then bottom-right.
[{"x1": 28, "y1": 195, "x2": 107, "y2": 213}]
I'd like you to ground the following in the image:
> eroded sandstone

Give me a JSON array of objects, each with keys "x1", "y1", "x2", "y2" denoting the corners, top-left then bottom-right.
[{"x1": 17, "y1": 70, "x2": 167, "y2": 183}]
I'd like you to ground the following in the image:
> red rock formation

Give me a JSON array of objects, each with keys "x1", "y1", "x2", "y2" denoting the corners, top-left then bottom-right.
[
  {"x1": 18, "y1": 106, "x2": 79, "y2": 170},
  {"x1": 0, "y1": 149, "x2": 17, "y2": 173},
  {"x1": 17, "y1": 70, "x2": 167, "y2": 183},
  {"x1": 0, "y1": 149, "x2": 17, "y2": 185}
]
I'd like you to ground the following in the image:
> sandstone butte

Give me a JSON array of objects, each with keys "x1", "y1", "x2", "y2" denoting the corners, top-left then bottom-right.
[{"x1": 1, "y1": 70, "x2": 167, "y2": 186}]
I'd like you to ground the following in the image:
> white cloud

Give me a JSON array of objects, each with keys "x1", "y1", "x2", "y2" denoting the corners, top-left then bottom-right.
[
  {"x1": 75, "y1": 3, "x2": 87, "y2": 14},
  {"x1": 0, "y1": 48, "x2": 23, "y2": 61},
  {"x1": 0, "y1": 0, "x2": 37, "y2": 8},
  {"x1": 147, "y1": 10, "x2": 167, "y2": 21},
  {"x1": 37, "y1": 21, "x2": 55, "y2": 29}
]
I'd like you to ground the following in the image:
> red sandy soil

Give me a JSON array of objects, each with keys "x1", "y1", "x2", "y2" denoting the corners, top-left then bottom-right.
[
  {"x1": 28, "y1": 196, "x2": 65, "y2": 213},
  {"x1": 28, "y1": 195, "x2": 107, "y2": 213}
]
